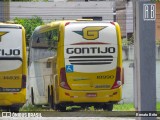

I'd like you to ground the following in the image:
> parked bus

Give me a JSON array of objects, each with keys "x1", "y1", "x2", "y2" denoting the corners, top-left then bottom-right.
[
  {"x1": 28, "y1": 23, "x2": 58, "y2": 105},
  {"x1": 29, "y1": 20, "x2": 122, "y2": 111},
  {"x1": 0, "y1": 23, "x2": 27, "y2": 112}
]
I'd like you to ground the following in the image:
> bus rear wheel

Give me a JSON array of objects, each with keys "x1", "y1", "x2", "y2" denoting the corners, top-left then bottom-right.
[
  {"x1": 102, "y1": 103, "x2": 113, "y2": 111},
  {"x1": 49, "y1": 86, "x2": 58, "y2": 111},
  {"x1": 48, "y1": 87, "x2": 54, "y2": 109},
  {"x1": 1, "y1": 107, "x2": 10, "y2": 112},
  {"x1": 10, "y1": 106, "x2": 19, "y2": 113},
  {"x1": 48, "y1": 87, "x2": 51, "y2": 106},
  {"x1": 57, "y1": 104, "x2": 66, "y2": 112},
  {"x1": 31, "y1": 88, "x2": 35, "y2": 105}
]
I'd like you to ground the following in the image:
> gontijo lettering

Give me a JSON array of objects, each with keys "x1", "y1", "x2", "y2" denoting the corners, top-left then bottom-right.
[
  {"x1": 66, "y1": 47, "x2": 115, "y2": 54},
  {"x1": 0, "y1": 49, "x2": 20, "y2": 56}
]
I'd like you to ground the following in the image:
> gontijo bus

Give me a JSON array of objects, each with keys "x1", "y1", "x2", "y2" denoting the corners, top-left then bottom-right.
[
  {"x1": 0, "y1": 23, "x2": 27, "y2": 112},
  {"x1": 30, "y1": 20, "x2": 122, "y2": 111}
]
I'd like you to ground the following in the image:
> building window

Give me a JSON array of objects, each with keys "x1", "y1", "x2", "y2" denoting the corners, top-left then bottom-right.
[{"x1": 82, "y1": 16, "x2": 102, "y2": 21}]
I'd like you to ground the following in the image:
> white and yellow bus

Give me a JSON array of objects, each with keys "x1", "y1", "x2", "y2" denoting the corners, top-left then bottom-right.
[
  {"x1": 29, "y1": 20, "x2": 122, "y2": 111},
  {"x1": 0, "y1": 23, "x2": 27, "y2": 112}
]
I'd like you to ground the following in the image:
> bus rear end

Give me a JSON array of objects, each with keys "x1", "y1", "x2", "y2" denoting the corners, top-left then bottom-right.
[
  {"x1": 57, "y1": 21, "x2": 122, "y2": 110},
  {"x1": 0, "y1": 23, "x2": 27, "y2": 112}
]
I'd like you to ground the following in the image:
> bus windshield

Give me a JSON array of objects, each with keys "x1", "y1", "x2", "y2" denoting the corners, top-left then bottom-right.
[{"x1": 30, "y1": 26, "x2": 59, "y2": 62}]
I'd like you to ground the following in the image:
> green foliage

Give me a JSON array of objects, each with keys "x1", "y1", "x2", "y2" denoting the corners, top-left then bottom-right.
[
  {"x1": 156, "y1": 40, "x2": 160, "y2": 45},
  {"x1": 113, "y1": 103, "x2": 135, "y2": 111},
  {"x1": 157, "y1": 102, "x2": 160, "y2": 111},
  {"x1": 14, "y1": 16, "x2": 44, "y2": 46},
  {"x1": 113, "y1": 102, "x2": 160, "y2": 111},
  {"x1": 122, "y1": 34, "x2": 134, "y2": 46},
  {"x1": 20, "y1": 102, "x2": 160, "y2": 111},
  {"x1": 122, "y1": 38, "x2": 133, "y2": 46},
  {"x1": 20, "y1": 104, "x2": 42, "y2": 111}
]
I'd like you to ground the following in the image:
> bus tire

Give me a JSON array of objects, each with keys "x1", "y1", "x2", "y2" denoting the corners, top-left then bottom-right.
[
  {"x1": 94, "y1": 104, "x2": 103, "y2": 110},
  {"x1": 10, "y1": 106, "x2": 19, "y2": 113},
  {"x1": 50, "y1": 86, "x2": 58, "y2": 110},
  {"x1": 31, "y1": 88, "x2": 35, "y2": 105},
  {"x1": 57, "y1": 104, "x2": 66, "y2": 112},
  {"x1": 2, "y1": 107, "x2": 10, "y2": 112},
  {"x1": 48, "y1": 86, "x2": 51, "y2": 105},
  {"x1": 48, "y1": 86, "x2": 54, "y2": 109},
  {"x1": 102, "y1": 103, "x2": 113, "y2": 111}
]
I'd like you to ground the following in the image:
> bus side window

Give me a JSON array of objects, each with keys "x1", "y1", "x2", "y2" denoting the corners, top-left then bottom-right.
[{"x1": 36, "y1": 37, "x2": 40, "y2": 43}]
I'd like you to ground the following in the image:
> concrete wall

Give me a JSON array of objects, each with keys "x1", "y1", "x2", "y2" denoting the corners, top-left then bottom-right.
[
  {"x1": 122, "y1": 45, "x2": 160, "y2": 103},
  {"x1": 116, "y1": 9, "x2": 126, "y2": 38},
  {"x1": 126, "y1": 1, "x2": 133, "y2": 37},
  {"x1": 115, "y1": 1, "x2": 126, "y2": 38}
]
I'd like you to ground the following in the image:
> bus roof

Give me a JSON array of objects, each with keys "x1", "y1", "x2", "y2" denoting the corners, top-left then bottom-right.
[
  {"x1": 33, "y1": 20, "x2": 116, "y2": 33},
  {"x1": 0, "y1": 23, "x2": 22, "y2": 29}
]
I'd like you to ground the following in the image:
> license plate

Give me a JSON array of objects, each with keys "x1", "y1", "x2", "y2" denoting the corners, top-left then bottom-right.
[{"x1": 86, "y1": 93, "x2": 97, "y2": 97}]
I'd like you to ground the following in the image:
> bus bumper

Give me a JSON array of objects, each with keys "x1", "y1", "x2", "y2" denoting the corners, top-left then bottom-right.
[
  {"x1": 58, "y1": 86, "x2": 122, "y2": 103},
  {"x1": 0, "y1": 89, "x2": 26, "y2": 107}
]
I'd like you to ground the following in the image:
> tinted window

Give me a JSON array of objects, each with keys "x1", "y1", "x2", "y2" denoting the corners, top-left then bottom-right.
[{"x1": 32, "y1": 28, "x2": 59, "y2": 49}]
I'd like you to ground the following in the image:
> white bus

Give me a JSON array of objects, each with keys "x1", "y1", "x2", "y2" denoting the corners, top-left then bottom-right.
[{"x1": 28, "y1": 24, "x2": 57, "y2": 105}]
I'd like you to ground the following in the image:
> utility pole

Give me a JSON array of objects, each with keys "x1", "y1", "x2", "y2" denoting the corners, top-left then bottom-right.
[
  {"x1": 0, "y1": 0, "x2": 10, "y2": 22},
  {"x1": 133, "y1": 0, "x2": 156, "y2": 120},
  {"x1": 132, "y1": 0, "x2": 138, "y2": 112}
]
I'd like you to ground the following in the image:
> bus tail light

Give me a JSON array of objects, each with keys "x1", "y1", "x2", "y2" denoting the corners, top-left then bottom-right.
[
  {"x1": 22, "y1": 75, "x2": 26, "y2": 88},
  {"x1": 110, "y1": 22, "x2": 115, "y2": 26},
  {"x1": 65, "y1": 22, "x2": 70, "y2": 26},
  {"x1": 111, "y1": 67, "x2": 122, "y2": 89},
  {"x1": 60, "y1": 67, "x2": 71, "y2": 90}
]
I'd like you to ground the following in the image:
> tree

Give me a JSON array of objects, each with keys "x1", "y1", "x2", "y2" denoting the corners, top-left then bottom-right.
[{"x1": 14, "y1": 16, "x2": 44, "y2": 46}]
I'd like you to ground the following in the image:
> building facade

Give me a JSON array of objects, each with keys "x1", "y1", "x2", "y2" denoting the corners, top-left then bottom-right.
[
  {"x1": 0, "y1": 1, "x2": 10, "y2": 22},
  {"x1": 9, "y1": 1, "x2": 114, "y2": 22},
  {"x1": 156, "y1": 2, "x2": 160, "y2": 42}
]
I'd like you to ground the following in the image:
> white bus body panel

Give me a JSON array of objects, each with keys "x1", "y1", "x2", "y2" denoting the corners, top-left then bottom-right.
[
  {"x1": 0, "y1": 28, "x2": 22, "y2": 72},
  {"x1": 29, "y1": 57, "x2": 54, "y2": 105},
  {"x1": 64, "y1": 22, "x2": 118, "y2": 73}
]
